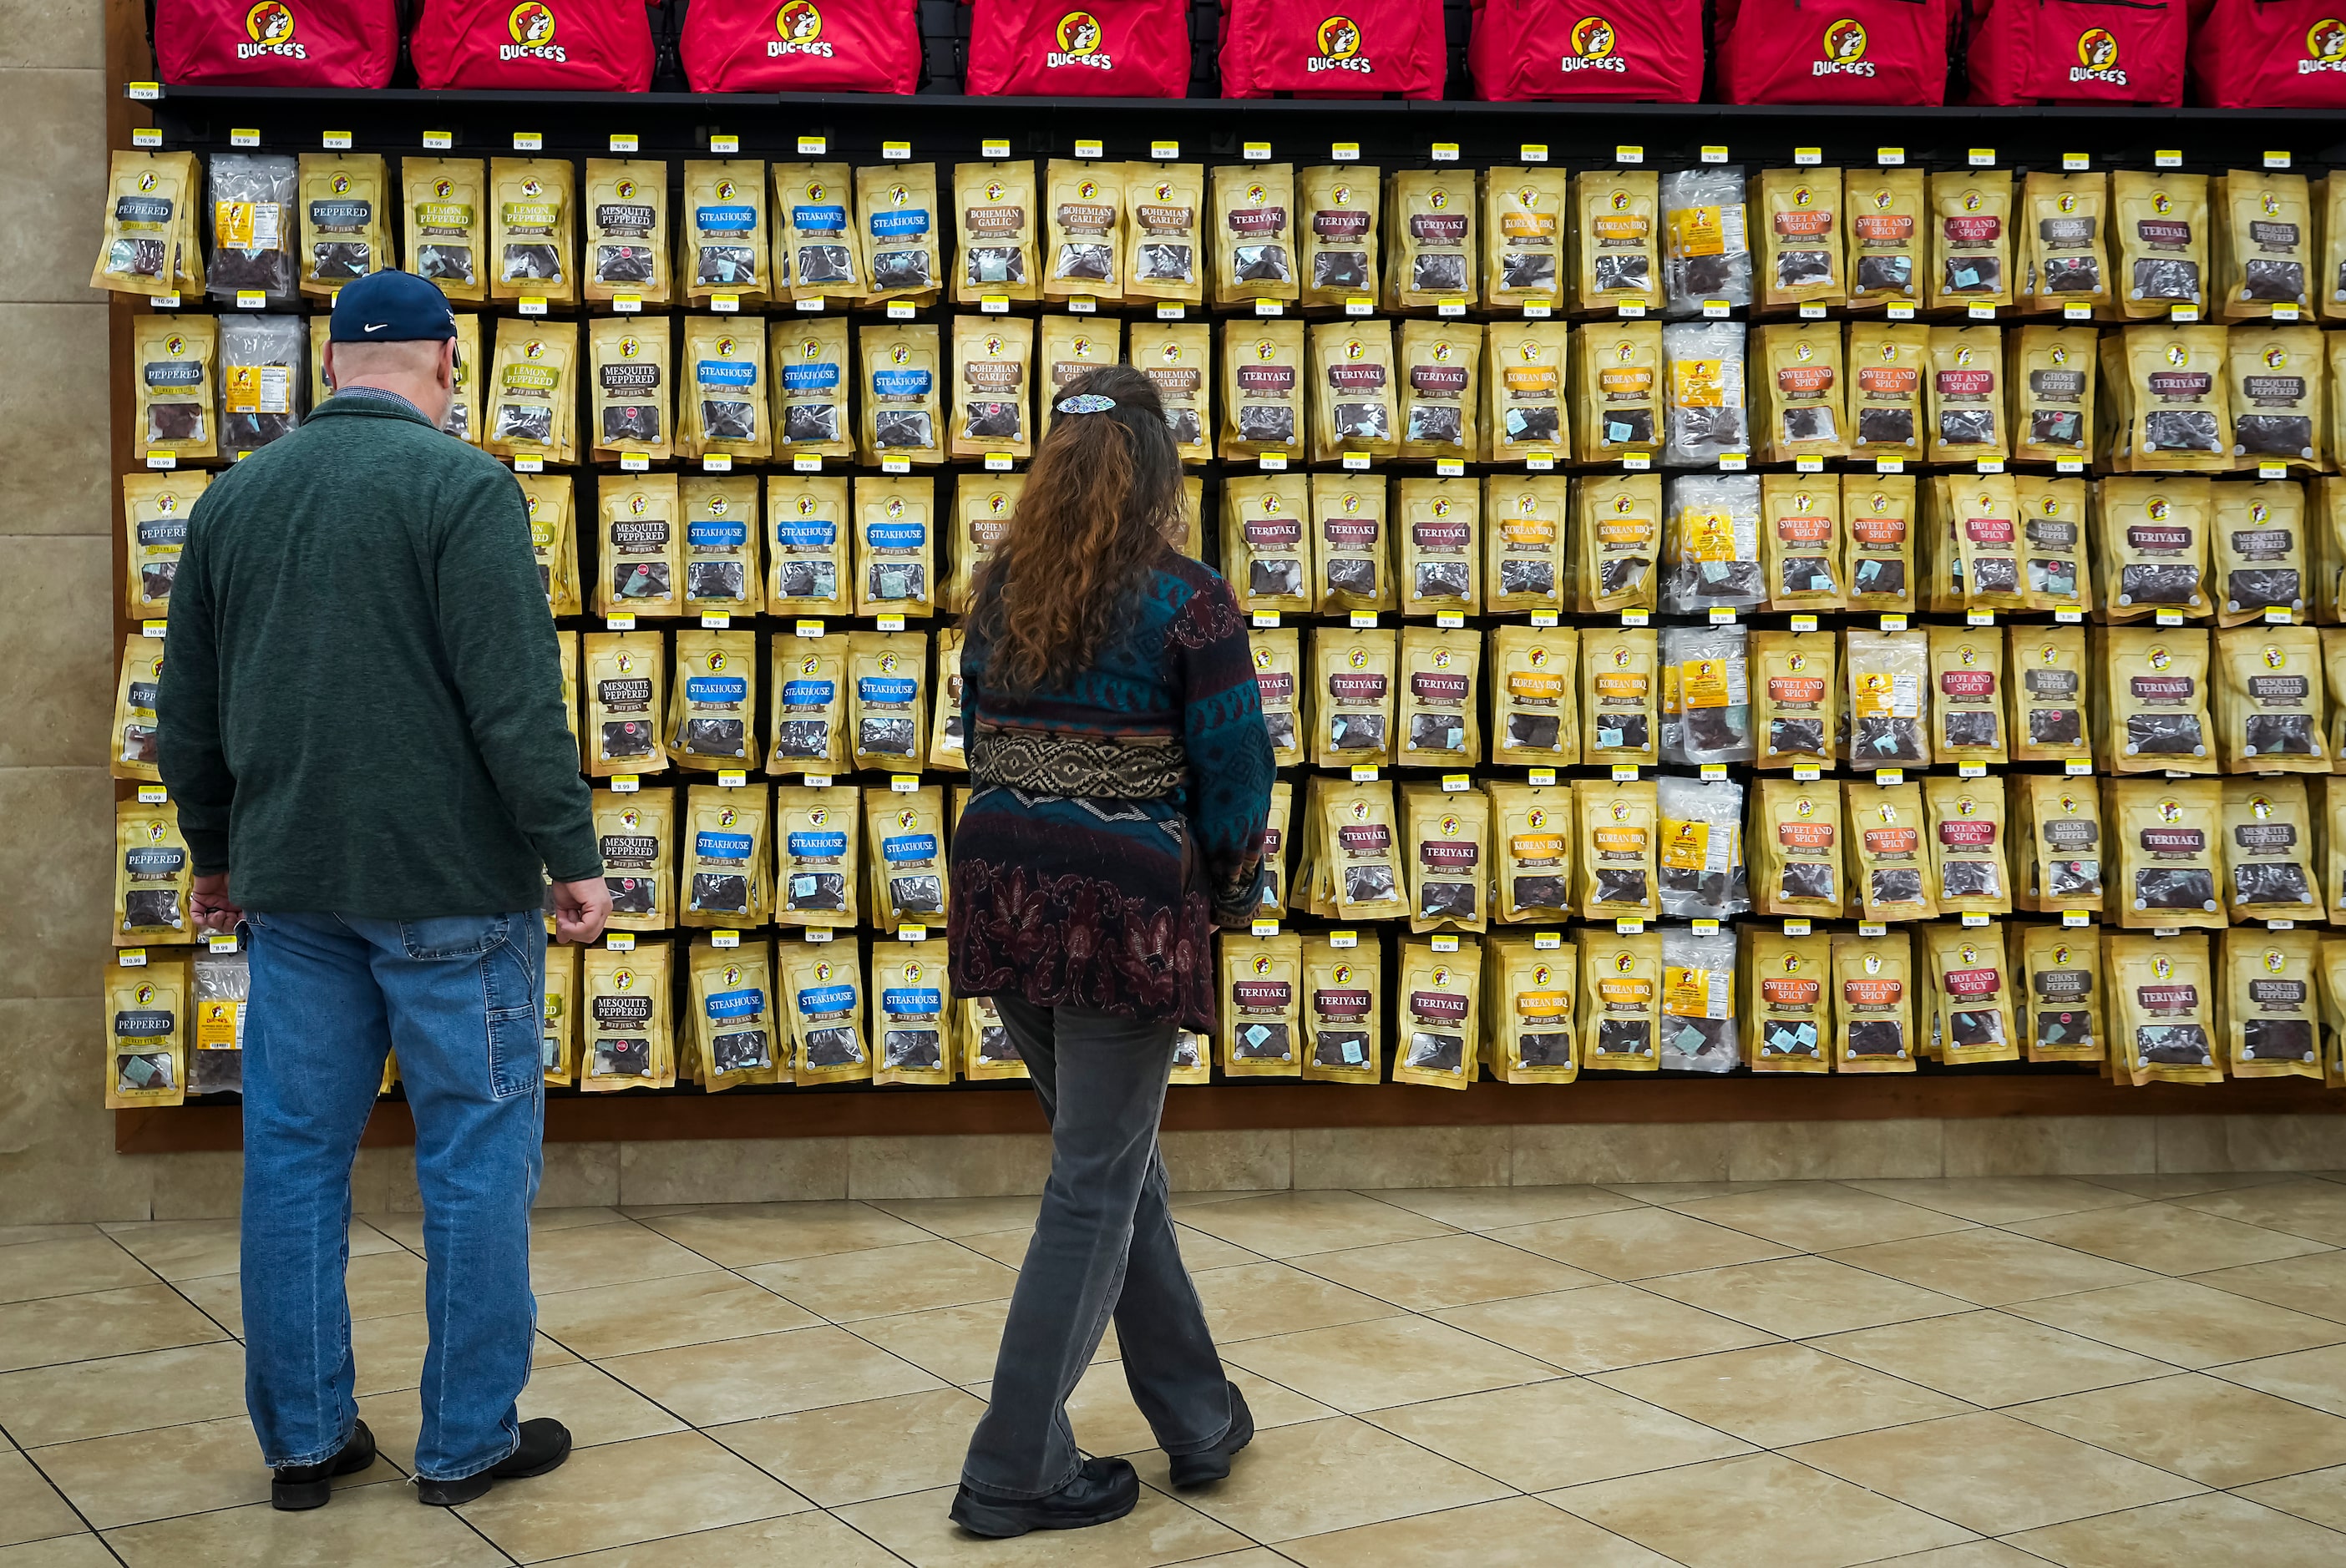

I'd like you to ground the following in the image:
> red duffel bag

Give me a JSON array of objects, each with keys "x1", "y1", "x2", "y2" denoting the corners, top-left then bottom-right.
[
  {"x1": 411, "y1": 0, "x2": 656, "y2": 90},
  {"x1": 1715, "y1": 0, "x2": 1953, "y2": 104},
  {"x1": 1466, "y1": 0, "x2": 1703, "y2": 101},
  {"x1": 1967, "y1": 0, "x2": 2185, "y2": 104},
  {"x1": 682, "y1": 0, "x2": 923, "y2": 93},
  {"x1": 963, "y1": 0, "x2": 1193, "y2": 96},
  {"x1": 1219, "y1": 0, "x2": 1447, "y2": 99},
  {"x1": 155, "y1": 0, "x2": 401, "y2": 87},
  {"x1": 2187, "y1": 0, "x2": 2346, "y2": 106}
]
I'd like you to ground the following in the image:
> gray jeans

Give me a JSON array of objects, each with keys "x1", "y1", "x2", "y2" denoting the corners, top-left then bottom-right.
[{"x1": 960, "y1": 995, "x2": 1234, "y2": 1497}]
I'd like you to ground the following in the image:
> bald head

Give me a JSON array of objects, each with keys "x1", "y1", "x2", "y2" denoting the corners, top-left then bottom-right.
[{"x1": 322, "y1": 336, "x2": 459, "y2": 428}]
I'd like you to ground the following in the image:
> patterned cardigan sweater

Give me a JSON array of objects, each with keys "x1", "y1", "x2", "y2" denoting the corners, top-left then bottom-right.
[{"x1": 946, "y1": 551, "x2": 1276, "y2": 1034}]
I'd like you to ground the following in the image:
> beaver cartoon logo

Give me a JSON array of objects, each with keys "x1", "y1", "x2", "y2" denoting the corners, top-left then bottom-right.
[
  {"x1": 2265, "y1": 946, "x2": 2290, "y2": 974},
  {"x1": 2072, "y1": 27, "x2": 2126, "y2": 84},
  {"x1": 1050, "y1": 10, "x2": 1110, "y2": 69},
  {"x1": 240, "y1": 1, "x2": 307, "y2": 60},
  {"x1": 1564, "y1": 15, "x2": 1624, "y2": 74},
  {"x1": 1864, "y1": 951, "x2": 1883, "y2": 975},
  {"x1": 771, "y1": 1, "x2": 834, "y2": 57},
  {"x1": 2305, "y1": 18, "x2": 2346, "y2": 71},
  {"x1": 1817, "y1": 18, "x2": 1873, "y2": 76},
  {"x1": 1310, "y1": 14, "x2": 1373, "y2": 74},
  {"x1": 1253, "y1": 953, "x2": 1275, "y2": 978},
  {"x1": 1614, "y1": 952, "x2": 1637, "y2": 974},
  {"x1": 503, "y1": 2, "x2": 566, "y2": 63},
  {"x1": 796, "y1": 494, "x2": 822, "y2": 517}
]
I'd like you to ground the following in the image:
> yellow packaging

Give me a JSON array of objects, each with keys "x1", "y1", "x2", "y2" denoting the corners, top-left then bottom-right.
[
  {"x1": 1832, "y1": 931, "x2": 1916, "y2": 1072},
  {"x1": 783, "y1": 938, "x2": 871, "y2": 1085},
  {"x1": 1299, "y1": 163, "x2": 1380, "y2": 310},
  {"x1": 1847, "y1": 320, "x2": 1928, "y2": 459},
  {"x1": 1123, "y1": 161, "x2": 1205, "y2": 305},
  {"x1": 1577, "y1": 927, "x2": 1661, "y2": 1070},
  {"x1": 1743, "y1": 927, "x2": 1832, "y2": 1072},
  {"x1": 2110, "y1": 775, "x2": 2226, "y2": 928},
  {"x1": 773, "y1": 784, "x2": 859, "y2": 928},
  {"x1": 770, "y1": 316, "x2": 854, "y2": 461},
  {"x1": 1488, "y1": 781, "x2": 1575, "y2": 923},
  {"x1": 2019, "y1": 170, "x2": 2109, "y2": 311},
  {"x1": 853, "y1": 475, "x2": 938, "y2": 619},
  {"x1": 950, "y1": 314, "x2": 1034, "y2": 462},
  {"x1": 488, "y1": 316, "x2": 578, "y2": 463},
  {"x1": 2220, "y1": 926, "x2": 2319, "y2": 1077},
  {"x1": 2013, "y1": 774, "x2": 2105, "y2": 914},
  {"x1": 1302, "y1": 933, "x2": 1382, "y2": 1085},
  {"x1": 1130, "y1": 320, "x2": 1211, "y2": 462},
  {"x1": 113, "y1": 797, "x2": 190, "y2": 948},
  {"x1": 1847, "y1": 168, "x2": 1926, "y2": 309},
  {"x1": 595, "y1": 473, "x2": 683, "y2": 619},
  {"x1": 1573, "y1": 169, "x2": 1659, "y2": 310},
  {"x1": 1570, "y1": 472, "x2": 1661, "y2": 612},
  {"x1": 1928, "y1": 324, "x2": 2008, "y2": 464},
  {"x1": 1224, "y1": 473, "x2": 1315, "y2": 616},
  {"x1": 1251, "y1": 626, "x2": 1304, "y2": 768},
  {"x1": 1396, "y1": 626, "x2": 1479, "y2": 768},
  {"x1": 1582, "y1": 625, "x2": 1658, "y2": 763},
  {"x1": 405, "y1": 155, "x2": 489, "y2": 302},
  {"x1": 1924, "y1": 923, "x2": 2020, "y2": 1065},
  {"x1": 1396, "y1": 478, "x2": 1482, "y2": 615},
  {"x1": 766, "y1": 476, "x2": 850, "y2": 617},
  {"x1": 94, "y1": 149, "x2": 195, "y2": 296},
  {"x1": 1751, "y1": 630, "x2": 1837, "y2": 768},
  {"x1": 488, "y1": 155, "x2": 572, "y2": 306},
  {"x1": 1219, "y1": 318, "x2": 1308, "y2": 459},
  {"x1": 1927, "y1": 170, "x2": 2013, "y2": 310},
  {"x1": 1482, "y1": 167, "x2": 1568, "y2": 310},
  {"x1": 1210, "y1": 163, "x2": 1299, "y2": 307},
  {"x1": 668, "y1": 628, "x2": 758, "y2": 771},
  {"x1": 1482, "y1": 937, "x2": 1578, "y2": 1084},
  {"x1": 1387, "y1": 169, "x2": 1477, "y2": 311},
  {"x1": 1755, "y1": 778, "x2": 1844, "y2": 918},
  {"x1": 586, "y1": 316, "x2": 671, "y2": 462},
  {"x1": 1220, "y1": 932, "x2": 1302, "y2": 1077},
  {"x1": 581, "y1": 940, "x2": 676, "y2": 1091},
  {"x1": 1759, "y1": 167, "x2": 1845, "y2": 311},
  {"x1": 583, "y1": 631, "x2": 665, "y2": 777},
  {"x1": 133, "y1": 316, "x2": 217, "y2": 462},
  {"x1": 689, "y1": 941, "x2": 785, "y2": 1090},
  {"x1": 2107, "y1": 932, "x2": 2222, "y2": 1084},
  {"x1": 1844, "y1": 473, "x2": 1918, "y2": 611},
  {"x1": 858, "y1": 161, "x2": 943, "y2": 301},
  {"x1": 869, "y1": 942, "x2": 954, "y2": 1086},
  {"x1": 1394, "y1": 939, "x2": 1482, "y2": 1090},
  {"x1": 849, "y1": 631, "x2": 929, "y2": 773},
  {"x1": 2222, "y1": 776, "x2": 2323, "y2": 922},
  {"x1": 1752, "y1": 322, "x2": 1847, "y2": 464},
  {"x1": 1044, "y1": 159, "x2": 1122, "y2": 303},
  {"x1": 104, "y1": 959, "x2": 186, "y2": 1108},
  {"x1": 773, "y1": 160, "x2": 864, "y2": 302},
  {"x1": 581, "y1": 157, "x2": 666, "y2": 305},
  {"x1": 1398, "y1": 319, "x2": 1481, "y2": 460},
  {"x1": 954, "y1": 159, "x2": 1040, "y2": 306},
  {"x1": 1483, "y1": 321, "x2": 1569, "y2": 463},
  {"x1": 2099, "y1": 625, "x2": 2215, "y2": 775},
  {"x1": 1760, "y1": 473, "x2": 1846, "y2": 609},
  {"x1": 857, "y1": 321, "x2": 944, "y2": 466},
  {"x1": 1489, "y1": 625, "x2": 1578, "y2": 766},
  {"x1": 1577, "y1": 779, "x2": 1659, "y2": 920},
  {"x1": 111, "y1": 634, "x2": 165, "y2": 782},
  {"x1": 120, "y1": 471, "x2": 206, "y2": 621}
]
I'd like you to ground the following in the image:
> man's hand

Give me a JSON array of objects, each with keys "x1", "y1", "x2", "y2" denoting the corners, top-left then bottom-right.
[
  {"x1": 190, "y1": 873, "x2": 243, "y2": 935},
  {"x1": 550, "y1": 878, "x2": 612, "y2": 945}
]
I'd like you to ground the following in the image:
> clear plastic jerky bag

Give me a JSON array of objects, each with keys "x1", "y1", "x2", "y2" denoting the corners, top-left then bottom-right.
[
  {"x1": 1656, "y1": 775, "x2": 1742, "y2": 919},
  {"x1": 1661, "y1": 167, "x2": 1753, "y2": 317},
  {"x1": 1660, "y1": 925, "x2": 1738, "y2": 1073},
  {"x1": 189, "y1": 946, "x2": 248, "y2": 1095},
  {"x1": 1662, "y1": 321, "x2": 1748, "y2": 466},
  {"x1": 1659, "y1": 623, "x2": 1753, "y2": 764},
  {"x1": 217, "y1": 313, "x2": 306, "y2": 459},
  {"x1": 207, "y1": 152, "x2": 297, "y2": 304},
  {"x1": 1662, "y1": 473, "x2": 1765, "y2": 612}
]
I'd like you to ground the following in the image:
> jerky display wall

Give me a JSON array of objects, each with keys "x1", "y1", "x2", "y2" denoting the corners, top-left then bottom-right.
[{"x1": 98, "y1": 81, "x2": 2346, "y2": 1130}]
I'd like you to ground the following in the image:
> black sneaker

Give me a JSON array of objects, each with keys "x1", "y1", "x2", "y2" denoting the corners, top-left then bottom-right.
[
  {"x1": 415, "y1": 1418, "x2": 573, "y2": 1507},
  {"x1": 1168, "y1": 1383, "x2": 1254, "y2": 1489},
  {"x1": 949, "y1": 1454, "x2": 1139, "y2": 1539},
  {"x1": 271, "y1": 1419, "x2": 378, "y2": 1510}
]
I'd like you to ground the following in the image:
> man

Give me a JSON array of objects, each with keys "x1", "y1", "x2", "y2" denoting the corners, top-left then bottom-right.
[{"x1": 158, "y1": 271, "x2": 609, "y2": 1510}]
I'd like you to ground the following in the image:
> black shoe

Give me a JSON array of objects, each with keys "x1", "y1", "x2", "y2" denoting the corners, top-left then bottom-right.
[
  {"x1": 949, "y1": 1455, "x2": 1139, "y2": 1539},
  {"x1": 1168, "y1": 1383, "x2": 1254, "y2": 1489},
  {"x1": 415, "y1": 1418, "x2": 573, "y2": 1508},
  {"x1": 271, "y1": 1419, "x2": 378, "y2": 1511}
]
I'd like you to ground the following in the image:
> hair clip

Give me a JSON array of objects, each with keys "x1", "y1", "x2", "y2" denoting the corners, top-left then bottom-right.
[{"x1": 1055, "y1": 393, "x2": 1117, "y2": 415}]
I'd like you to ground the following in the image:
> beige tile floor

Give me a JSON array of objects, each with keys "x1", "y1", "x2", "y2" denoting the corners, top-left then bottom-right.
[{"x1": 7, "y1": 1174, "x2": 2346, "y2": 1564}]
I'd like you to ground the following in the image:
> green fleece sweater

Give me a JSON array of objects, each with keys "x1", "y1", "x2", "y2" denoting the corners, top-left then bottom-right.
[{"x1": 158, "y1": 395, "x2": 600, "y2": 916}]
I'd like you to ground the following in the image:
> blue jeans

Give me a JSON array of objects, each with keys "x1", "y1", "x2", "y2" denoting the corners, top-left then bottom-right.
[{"x1": 241, "y1": 909, "x2": 545, "y2": 1481}]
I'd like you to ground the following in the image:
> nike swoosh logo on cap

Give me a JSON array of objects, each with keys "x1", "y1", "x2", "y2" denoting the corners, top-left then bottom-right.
[{"x1": 364, "y1": 322, "x2": 388, "y2": 332}]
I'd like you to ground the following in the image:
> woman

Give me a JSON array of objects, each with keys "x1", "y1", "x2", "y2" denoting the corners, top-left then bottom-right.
[{"x1": 946, "y1": 365, "x2": 1276, "y2": 1537}]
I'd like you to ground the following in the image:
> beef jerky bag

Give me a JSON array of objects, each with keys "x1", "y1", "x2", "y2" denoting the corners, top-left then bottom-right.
[
  {"x1": 2109, "y1": 933, "x2": 2222, "y2": 1083},
  {"x1": 2216, "y1": 169, "x2": 2312, "y2": 319},
  {"x1": 1398, "y1": 320, "x2": 1480, "y2": 459},
  {"x1": 2328, "y1": 630, "x2": 2346, "y2": 763},
  {"x1": 1742, "y1": 927, "x2": 1831, "y2": 1072},
  {"x1": 869, "y1": 943, "x2": 954, "y2": 1086},
  {"x1": 773, "y1": 161, "x2": 861, "y2": 302},
  {"x1": 1830, "y1": 932, "x2": 1915, "y2": 1074},
  {"x1": 1482, "y1": 166, "x2": 1568, "y2": 310},
  {"x1": 858, "y1": 321, "x2": 944, "y2": 466},
  {"x1": 486, "y1": 156, "x2": 570, "y2": 305},
  {"x1": 1577, "y1": 927, "x2": 1662, "y2": 1070},
  {"x1": 2222, "y1": 926, "x2": 2321, "y2": 1077},
  {"x1": 858, "y1": 162, "x2": 941, "y2": 301},
  {"x1": 588, "y1": 316, "x2": 671, "y2": 461},
  {"x1": 854, "y1": 475, "x2": 938, "y2": 618},
  {"x1": 849, "y1": 631, "x2": 927, "y2": 773},
  {"x1": 1583, "y1": 625, "x2": 1658, "y2": 764},
  {"x1": 765, "y1": 477, "x2": 849, "y2": 615},
  {"x1": 1656, "y1": 774, "x2": 1742, "y2": 920},
  {"x1": 1925, "y1": 170, "x2": 2013, "y2": 310},
  {"x1": 2114, "y1": 170, "x2": 2209, "y2": 316},
  {"x1": 1255, "y1": 778, "x2": 1293, "y2": 920},
  {"x1": 2223, "y1": 776, "x2": 2323, "y2": 923},
  {"x1": 1311, "y1": 321, "x2": 1400, "y2": 462},
  {"x1": 120, "y1": 471, "x2": 205, "y2": 620},
  {"x1": 1659, "y1": 623, "x2": 1752, "y2": 765},
  {"x1": 1662, "y1": 473, "x2": 1763, "y2": 612},
  {"x1": 773, "y1": 784, "x2": 859, "y2": 927},
  {"x1": 594, "y1": 789, "x2": 674, "y2": 931},
  {"x1": 1571, "y1": 321, "x2": 1663, "y2": 461},
  {"x1": 2014, "y1": 775, "x2": 2104, "y2": 913},
  {"x1": 1490, "y1": 782, "x2": 1576, "y2": 923},
  {"x1": 1302, "y1": 934, "x2": 1382, "y2": 1085},
  {"x1": 217, "y1": 311, "x2": 305, "y2": 461},
  {"x1": 2112, "y1": 776, "x2": 2225, "y2": 928},
  {"x1": 1847, "y1": 628, "x2": 1931, "y2": 769},
  {"x1": 668, "y1": 628, "x2": 757, "y2": 770},
  {"x1": 93, "y1": 149, "x2": 192, "y2": 297},
  {"x1": 1397, "y1": 626, "x2": 1480, "y2": 767},
  {"x1": 1847, "y1": 169, "x2": 1926, "y2": 310},
  {"x1": 1923, "y1": 923, "x2": 2019, "y2": 1065},
  {"x1": 1754, "y1": 778, "x2": 1843, "y2": 918},
  {"x1": 1759, "y1": 166, "x2": 1844, "y2": 311},
  {"x1": 2014, "y1": 473, "x2": 2090, "y2": 611},
  {"x1": 1484, "y1": 475, "x2": 1567, "y2": 614},
  {"x1": 111, "y1": 634, "x2": 164, "y2": 782},
  {"x1": 1847, "y1": 776, "x2": 1938, "y2": 921},
  {"x1": 948, "y1": 471, "x2": 1024, "y2": 614},
  {"x1": 1305, "y1": 474, "x2": 1388, "y2": 612},
  {"x1": 296, "y1": 152, "x2": 392, "y2": 298},
  {"x1": 680, "y1": 785, "x2": 769, "y2": 928},
  {"x1": 782, "y1": 939, "x2": 870, "y2": 1085},
  {"x1": 1224, "y1": 472, "x2": 1315, "y2": 615},
  {"x1": 1219, "y1": 318, "x2": 1307, "y2": 459},
  {"x1": 1483, "y1": 938, "x2": 1578, "y2": 1083},
  {"x1": 1386, "y1": 169, "x2": 1476, "y2": 311},
  {"x1": 1130, "y1": 320, "x2": 1211, "y2": 462},
  {"x1": 2102, "y1": 625, "x2": 2215, "y2": 773},
  {"x1": 1038, "y1": 316, "x2": 1122, "y2": 434},
  {"x1": 1220, "y1": 932, "x2": 1302, "y2": 1076},
  {"x1": 1751, "y1": 630, "x2": 1837, "y2": 768},
  {"x1": 596, "y1": 473, "x2": 683, "y2": 618},
  {"x1": 438, "y1": 311, "x2": 482, "y2": 446},
  {"x1": 1660, "y1": 321, "x2": 1748, "y2": 466},
  {"x1": 1044, "y1": 159, "x2": 1123, "y2": 303},
  {"x1": 1250, "y1": 627, "x2": 1304, "y2": 768},
  {"x1": 1844, "y1": 473, "x2": 1918, "y2": 612},
  {"x1": 930, "y1": 625, "x2": 968, "y2": 774},
  {"x1": 680, "y1": 317, "x2": 770, "y2": 461},
  {"x1": 134, "y1": 316, "x2": 216, "y2": 461},
  {"x1": 963, "y1": 995, "x2": 1029, "y2": 1082},
  {"x1": 2009, "y1": 625, "x2": 2090, "y2": 764},
  {"x1": 1484, "y1": 321, "x2": 1570, "y2": 461},
  {"x1": 1571, "y1": 472, "x2": 1660, "y2": 612},
  {"x1": 114, "y1": 796, "x2": 190, "y2": 945},
  {"x1": 1930, "y1": 626, "x2": 2007, "y2": 763},
  {"x1": 2214, "y1": 482, "x2": 2309, "y2": 627},
  {"x1": 1489, "y1": 625, "x2": 1578, "y2": 766},
  {"x1": 186, "y1": 947, "x2": 247, "y2": 1095},
  {"x1": 1923, "y1": 776, "x2": 2013, "y2": 915},
  {"x1": 1927, "y1": 325, "x2": 2007, "y2": 464},
  {"x1": 1577, "y1": 779, "x2": 1660, "y2": 921},
  {"x1": 1210, "y1": 163, "x2": 1298, "y2": 307},
  {"x1": 1752, "y1": 323, "x2": 1847, "y2": 464},
  {"x1": 1573, "y1": 169, "x2": 1659, "y2": 310},
  {"x1": 2097, "y1": 475, "x2": 2213, "y2": 620},
  {"x1": 950, "y1": 315, "x2": 1034, "y2": 461},
  {"x1": 1660, "y1": 165, "x2": 1753, "y2": 317},
  {"x1": 691, "y1": 941, "x2": 783, "y2": 1090},
  {"x1": 104, "y1": 960, "x2": 185, "y2": 1109},
  {"x1": 2228, "y1": 324, "x2": 2324, "y2": 469},
  {"x1": 1396, "y1": 478, "x2": 1481, "y2": 614},
  {"x1": 769, "y1": 637, "x2": 849, "y2": 777},
  {"x1": 1300, "y1": 163, "x2": 1381, "y2": 308},
  {"x1": 2017, "y1": 924, "x2": 2104, "y2": 1063},
  {"x1": 2019, "y1": 170, "x2": 2109, "y2": 310},
  {"x1": 211, "y1": 150, "x2": 298, "y2": 304},
  {"x1": 489, "y1": 317, "x2": 578, "y2": 463},
  {"x1": 1660, "y1": 926, "x2": 1739, "y2": 1074},
  {"x1": 2217, "y1": 625, "x2": 2327, "y2": 772},
  {"x1": 516, "y1": 472, "x2": 579, "y2": 615},
  {"x1": 2010, "y1": 326, "x2": 2098, "y2": 464},
  {"x1": 2129, "y1": 325, "x2": 2234, "y2": 470},
  {"x1": 679, "y1": 160, "x2": 768, "y2": 305},
  {"x1": 1760, "y1": 474, "x2": 1846, "y2": 609},
  {"x1": 1847, "y1": 321, "x2": 1928, "y2": 458},
  {"x1": 954, "y1": 159, "x2": 1039, "y2": 305},
  {"x1": 1123, "y1": 162, "x2": 1204, "y2": 305},
  {"x1": 582, "y1": 157, "x2": 666, "y2": 304},
  {"x1": 868, "y1": 787, "x2": 950, "y2": 928},
  {"x1": 770, "y1": 316, "x2": 854, "y2": 460},
  {"x1": 1405, "y1": 785, "x2": 1488, "y2": 933},
  {"x1": 1312, "y1": 626, "x2": 1397, "y2": 767}
]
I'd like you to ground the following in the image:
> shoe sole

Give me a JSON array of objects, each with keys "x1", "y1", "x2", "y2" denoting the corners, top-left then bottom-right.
[
  {"x1": 416, "y1": 1432, "x2": 572, "y2": 1509},
  {"x1": 1169, "y1": 1402, "x2": 1256, "y2": 1490},
  {"x1": 949, "y1": 1488, "x2": 1138, "y2": 1539},
  {"x1": 270, "y1": 1480, "x2": 332, "y2": 1511}
]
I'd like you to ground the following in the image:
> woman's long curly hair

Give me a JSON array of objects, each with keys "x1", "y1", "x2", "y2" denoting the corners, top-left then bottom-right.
[{"x1": 970, "y1": 363, "x2": 1183, "y2": 695}]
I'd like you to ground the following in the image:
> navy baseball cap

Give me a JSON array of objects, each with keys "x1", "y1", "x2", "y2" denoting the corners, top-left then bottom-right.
[{"x1": 329, "y1": 271, "x2": 459, "y2": 343}]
